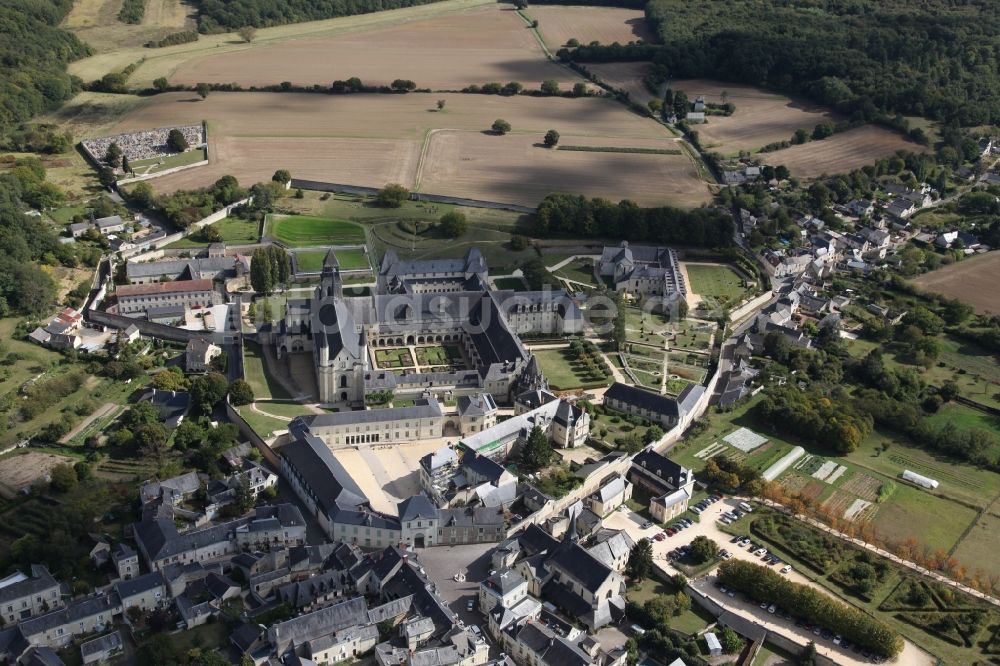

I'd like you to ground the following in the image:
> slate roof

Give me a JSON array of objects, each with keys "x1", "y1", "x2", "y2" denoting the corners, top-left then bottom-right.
[
  {"x1": 126, "y1": 256, "x2": 236, "y2": 281},
  {"x1": 398, "y1": 495, "x2": 438, "y2": 522},
  {"x1": 267, "y1": 596, "x2": 369, "y2": 650},
  {"x1": 113, "y1": 572, "x2": 164, "y2": 600},
  {"x1": 632, "y1": 449, "x2": 689, "y2": 489},
  {"x1": 298, "y1": 399, "x2": 441, "y2": 429},
  {"x1": 0, "y1": 566, "x2": 58, "y2": 605},
  {"x1": 79, "y1": 631, "x2": 122, "y2": 660},
  {"x1": 518, "y1": 524, "x2": 559, "y2": 556},
  {"x1": 457, "y1": 393, "x2": 496, "y2": 417},
  {"x1": 546, "y1": 542, "x2": 615, "y2": 594},
  {"x1": 279, "y1": 430, "x2": 370, "y2": 515},
  {"x1": 604, "y1": 382, "x2": 682, "y2": 418}
]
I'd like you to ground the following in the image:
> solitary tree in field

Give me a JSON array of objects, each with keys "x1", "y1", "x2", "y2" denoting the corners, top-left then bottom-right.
[
  {"x1": 375, "y1": 183, "x2": 409, "y2": 208},
  {"x1": 543, "y1": 129, "x2": 559, "y2": 147},
  {"x1": 438, "y1": 211, "x2": 468, "y2": 238},
  {"x1": 105, "y1": 143, "x2": 122, "y2": 168},
  {"x1": 540, "y1": 79, "x2": 560, "y2": 95},
  {"x1": 195, "y1": 82, "x2": 211, "y2": 100},
  {"x1": 153, "y1": 77, "x2": 169, "y2": 91},
  {"x1": 491, "y1": 119, "x2": 511, "y2": 135},
  {"x1": 167, "y1": 129, "x2": 189, "y2": 152},
  {"x1": 437, "y1": 99, "x2": 446, "y2": 110},
  {"x1": 572, "y1": 82, "x2": 587, "y2": 97},
  {"x1": 238, "y1": 26, "x2": 257, "y2": 43}
]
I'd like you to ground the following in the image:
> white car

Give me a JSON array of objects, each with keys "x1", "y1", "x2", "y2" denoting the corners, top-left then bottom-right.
[
  {"x1": 780, "y1": 564, "x2": 792, "y2": 574},
  {"x1": 754, "y1": 548, "x2": 767, "y2": 557}
]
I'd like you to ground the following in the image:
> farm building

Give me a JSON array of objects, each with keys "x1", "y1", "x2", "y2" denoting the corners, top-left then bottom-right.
[{"x1": 902, "y1": 469, "x2": 939, "y2": 489}]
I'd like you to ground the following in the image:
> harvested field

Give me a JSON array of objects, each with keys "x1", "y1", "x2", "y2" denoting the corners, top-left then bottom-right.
[
  {"x1": 587, "y1": 62, "x2": 659, "y2": 106},
  {"x1": 102, "y1": 92, "x2": 705, "y2": 207},
  {"x1": 762, "y1": 125, "x2": 927, "y2": 179},
  {"x1": 529, "y1": 6, "x2": 652, "y2": 50},
  {"x1": 952, "y1": 512, "x2": 1000, "y2": 579},
  {"x1": 912, "y1": 252, "x2": 1000, "y2": 315},
  {"x1": 671, "y1": 79, "x2": 836, "y2": 155},
  {"x1": 169, "y1": 4, "x2": 577, "y2": 90},
  {"x1": 418, "y1": 130, "x2": 709, "y2": 207},
  {"x1": 0, "y1": 452, "x2": 75, "y2": 498}
]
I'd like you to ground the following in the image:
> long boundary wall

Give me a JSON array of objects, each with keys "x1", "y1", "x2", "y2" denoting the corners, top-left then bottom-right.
[{"x1": 290, "y1": 179, "x2": 537, "y2": 214}]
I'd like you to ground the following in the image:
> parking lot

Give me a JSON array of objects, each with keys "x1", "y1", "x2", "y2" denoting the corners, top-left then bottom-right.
[{"x1": 603, "y1": 497, "x2": 935, "y2": 666}]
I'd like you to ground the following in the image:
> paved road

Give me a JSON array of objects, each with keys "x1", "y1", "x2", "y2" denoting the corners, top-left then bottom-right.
[{"x1": 602, "y1": 499, "x2": 936, "y2": 666}]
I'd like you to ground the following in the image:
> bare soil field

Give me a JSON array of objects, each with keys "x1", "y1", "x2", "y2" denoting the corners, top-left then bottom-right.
[
  {"x1": 64, "y1": 0, "x2": 195, "y2": 54},
  {"x1": 587, "y1": 62, "x2": 658, "y2": 105},
  {"x1": 168, "y1": 4, "x2": 578, "y2": 91},
  {"x1": 762, "y1": 125, "x2": 929, "y2": 179},
  {"x1": 911, "y1": 252, "x2": 1000, "y2": 315},
  {"x1": 419, "y1": 130, "x2": 709, "y2": 207},
  {"x1": 529, "y1": 6, "x2": 652, "y2": 50},
  {"x1": 99, "y1": 91, "x2": 700, "y2": 206},
  {"x1": 671, "y1": 79, "x2": 837, "y2": 155},
  {"x1": 0, "y1": 452, "x2": 75, "y2": 498}
]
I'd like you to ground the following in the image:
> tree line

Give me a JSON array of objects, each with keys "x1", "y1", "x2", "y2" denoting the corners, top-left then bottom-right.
[
  {"x1": 534, "y1": 193, "x2": 733, "y2": 247},
  {"x1": 718, "y1": 559, "x2": 903, "y2": 658},
  {"x1": 192, "y1": 0, "x2": 443, "y2": 31}
]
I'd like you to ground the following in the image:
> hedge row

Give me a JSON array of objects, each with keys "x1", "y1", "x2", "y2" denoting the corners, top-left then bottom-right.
[{"x1": 717, "y1": 559, "x2": 903, "y2": 658}]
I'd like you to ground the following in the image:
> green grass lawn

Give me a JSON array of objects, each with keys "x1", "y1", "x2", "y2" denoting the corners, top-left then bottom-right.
[
  {"x1": 129, "y1": 147, "x2": 207, "y2": 175},
  {"x1": 265, "y1": 214, "x2": 366, "y2": 247},
  {"x1": 552, "y1": 259, "x2": 600, "y2": 286},
  {"x1": 533, "y1": 349, "x2": 612, "y2": 390},
  {"x1": 243, "y1": 340, "x2": 291, "y2": 400},
  {"x1": 591, "y1": 410, "x2": 652, "y2": 449},
  {"x1": 494, "y1": 277, "x2": 528, "y2": 291},
  {"x1": 374, "y1": 348, "x2": 414, "y2": 369},
  {"x1": 235, "y1": 406, "x2": 289, "y2": 438},
  {"x1": 295, "y1": 249, "x2": 370, "y2": 272},
  {"x1": 685, "y1": 263, "x2": 747, "y2": 306},
  {"x1": 47, "y1": 204, "x2": 88, "y2": 225},
  {"x1": 254, "y1": 400, "x2": 313, "y2": 419},
  {"x1": 167, "y1": 216, "x2": 260, "y2": 248}
]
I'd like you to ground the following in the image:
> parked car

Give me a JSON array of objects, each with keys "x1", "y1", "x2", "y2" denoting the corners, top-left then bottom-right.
[
  {"x1": 641, "y1": 521, "x2": 653, "y2": 529},
  {"x1": 719, "y1": 517, "x2": 732, "y2": 525},
  {"x1": 768, "y1": 604, "x2": 777, "y2": 614},
  {"x1": 780, "y1": 564, "x2": 792, "y2": 574},
  {"x1": 617, "y1": 505, "x2": 629, "y2": 512},
  {"x1": 739, "y1": 502, "x2": 753, "y2": 512},
  {"x1": 833, "y1": 635, "x2": 842, "y2": 645},
  {"x1": 754, "y1": 548, "x2": 767, "y2": 557},
  {"x1": 730, "y1": 535, "x2": 740, "y2": 543},
  {"x1": 470, "y1": 625, "x2": 481, "y2": 636},
  {"x1": 680, "y1": 518, "x2": 693, "y2": 527},
  {"x1": 653, "y1": 533, "x2": 665, "y2": 542},
  {"x1": 467, "y1": 599, "x2": 475, "y2": 612},
  {"x1": 690, "y1": 507, "x2": 702, "y2": 515}
]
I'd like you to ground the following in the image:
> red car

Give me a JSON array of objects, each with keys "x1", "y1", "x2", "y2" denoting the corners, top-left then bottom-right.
[{"x1": 653, "y1": 533, "x2": 666, "y2": 542}]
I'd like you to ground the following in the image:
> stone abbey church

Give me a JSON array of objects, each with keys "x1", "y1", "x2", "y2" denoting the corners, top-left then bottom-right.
[{"x1": 266, "y1": 250, "x2": 584, "y2": 406}]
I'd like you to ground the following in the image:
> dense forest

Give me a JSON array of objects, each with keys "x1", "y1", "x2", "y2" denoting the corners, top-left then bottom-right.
[
  {"x1": 193, "y1": 0, "x2": 445, "y2": 31},
  {"x1": 0, "y1": 0, "x2": 89, "y2": 133},
  {"x1": 563, "y1": 0, "x2": 1000, "y2": 126}
]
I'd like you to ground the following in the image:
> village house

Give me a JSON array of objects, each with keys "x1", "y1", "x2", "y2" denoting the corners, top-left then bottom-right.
[{"x1": 185, "y1": 338, "x2": 222, "y2": 372}]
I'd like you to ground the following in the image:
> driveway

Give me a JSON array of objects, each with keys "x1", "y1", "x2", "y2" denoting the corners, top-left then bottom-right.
[{"x1": 603, "y1": 499, "x2": 936, "y2": 666}]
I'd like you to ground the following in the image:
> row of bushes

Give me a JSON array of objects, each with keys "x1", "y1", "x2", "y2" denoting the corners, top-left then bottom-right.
[
  {"x1": 146, "y1": 30, "x2": 199, "y2": 48},
  {"x1": 717, "y1": 559, "x2": 903, "y2": 657}
]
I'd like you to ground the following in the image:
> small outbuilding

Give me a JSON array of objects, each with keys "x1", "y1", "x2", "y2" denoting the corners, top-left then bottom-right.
[{"x1": 704, "y1": 631, "x2": 722, "y2": 656}]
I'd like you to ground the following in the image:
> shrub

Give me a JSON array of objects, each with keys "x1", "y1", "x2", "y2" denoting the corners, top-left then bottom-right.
[
  {"x1": 491, "y1": 119, "x2": 512, "y2": 135},
  {"x1": 375, "y1": 183, "x2": 409, "y2": 208}
]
